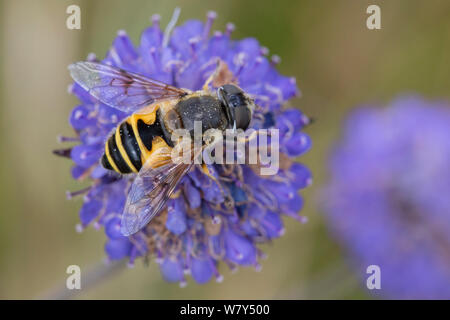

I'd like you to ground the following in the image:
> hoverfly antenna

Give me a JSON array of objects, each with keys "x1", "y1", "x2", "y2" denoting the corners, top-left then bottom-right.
[{"x1": 163, "y1": 7, "x2": 181, "y2": 47}]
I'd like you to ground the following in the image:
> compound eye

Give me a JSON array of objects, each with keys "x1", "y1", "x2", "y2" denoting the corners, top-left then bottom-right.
[
  {"x1": 222, "y1": 84, "x2": 241, "y2": 95},
  {"x1": 228, "y1": 95, "x2": 241, "y2": 108},
  {"x1": 234, "y1": 106, "x2": 251, "y2": 130}
]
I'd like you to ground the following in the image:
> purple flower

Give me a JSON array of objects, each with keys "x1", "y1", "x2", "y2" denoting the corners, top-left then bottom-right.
[
  {"x1": 322, "y1": 96, "x2": 450, "y2": 299},
  {"x1": 56, "y1": 11, "x2": 311, "y2": 285}
]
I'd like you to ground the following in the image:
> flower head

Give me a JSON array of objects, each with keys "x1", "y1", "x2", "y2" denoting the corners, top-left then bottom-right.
[
  {"x1": 323, "y1": 96, "x2": 450, "y2": 298},
  {"x1": 57, "y1": 11, "x2": 311, "y2": 285}
]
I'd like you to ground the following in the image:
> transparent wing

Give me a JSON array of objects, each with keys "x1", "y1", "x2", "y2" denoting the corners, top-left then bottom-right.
[
  {"x1": 68, "y1": 61, "x2": 187, "y2": 113},
  {"x1": 120, "y1": 144, "x2": 199, "y2": 236}
]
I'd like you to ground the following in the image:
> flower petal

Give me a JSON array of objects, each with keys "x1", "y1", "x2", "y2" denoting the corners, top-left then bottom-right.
[
  {"x1": 166, "y1": 198, "x2": 187, "y2": 235},
  {"x1": 160, "y1": 256, "x2": 184, "y2": 282},
  {"x1": 224, "y1": 229, "x2": 257, "y2": 265},
  {"x1": 105, "y1": 238, "x2": 132, "y2": 260},
  {"x1": 190, "y1": 256, "x2": 214, "y2": 284}
]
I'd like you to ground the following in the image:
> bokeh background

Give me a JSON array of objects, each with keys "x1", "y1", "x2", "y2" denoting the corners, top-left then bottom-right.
[{"x1": 0, "y1": 0, "x2": 449, "y2": 299}]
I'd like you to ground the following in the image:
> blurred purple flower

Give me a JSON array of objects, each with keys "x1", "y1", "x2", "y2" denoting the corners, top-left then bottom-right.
[
  {"x1": 56, "y1": 11, "x2": 311, "y2": 285},
  {"x1": 323, "y1": 96, "x2": 450, "y2": 299}
]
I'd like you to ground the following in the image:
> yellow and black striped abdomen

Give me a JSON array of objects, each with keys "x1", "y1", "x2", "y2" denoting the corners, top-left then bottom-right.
[{"x1": 101, "y1": 109, "x2": 172, "y2": 174}]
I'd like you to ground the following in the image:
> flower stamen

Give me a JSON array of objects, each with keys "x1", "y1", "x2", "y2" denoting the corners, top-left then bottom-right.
[{"x1": 203, "y1": 11, "x2": 217, "y2": 40}]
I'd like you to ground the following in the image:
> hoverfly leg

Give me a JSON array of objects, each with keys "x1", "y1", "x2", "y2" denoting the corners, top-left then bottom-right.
[{"x1": 202, "y1": 69, "x2": 217, "y2": 92}]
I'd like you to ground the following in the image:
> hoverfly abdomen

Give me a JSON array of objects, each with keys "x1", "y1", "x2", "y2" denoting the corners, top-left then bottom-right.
[
  {"x1": 119, "y1": 122, "x2": 142, "y2": 171},
  {"x1": 102, "y1": 128, "x2": 135, "y2": 174},
  {"x1": 100, "y1": 152, "x2": 114, "y2": 171},
  {"x1": 136, "y1": 113, "x2": 172, "y2": 151},
  {"x1": 101, "y1": 107, "x2": 174, "y2": 175},
  {"x1": 102, "y1": 121, "x2": 139, "y2": 174}
]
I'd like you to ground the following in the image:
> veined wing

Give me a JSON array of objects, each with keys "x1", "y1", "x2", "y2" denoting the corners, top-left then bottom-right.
[
  {"x1": 120, "y1": 144, "x2": 198, "y2": 236},
  {"x1": 68, "y1": 61, "x2": 187, "y2": 113}
]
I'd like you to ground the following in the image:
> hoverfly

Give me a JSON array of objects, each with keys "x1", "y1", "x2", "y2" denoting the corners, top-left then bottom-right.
[{"x1": 69, "y1": 61, "x2": 255, "y2": 236}]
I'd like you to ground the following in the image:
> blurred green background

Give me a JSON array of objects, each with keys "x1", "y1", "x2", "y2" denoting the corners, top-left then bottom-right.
[{"x1": 0, "y1": 0, "x2": 449, "y2": 299}]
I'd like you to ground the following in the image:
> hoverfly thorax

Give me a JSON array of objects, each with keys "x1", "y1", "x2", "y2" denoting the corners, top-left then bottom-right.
[{"x1": 218, "y1": 84, "x2": 254, "y2": 131}]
